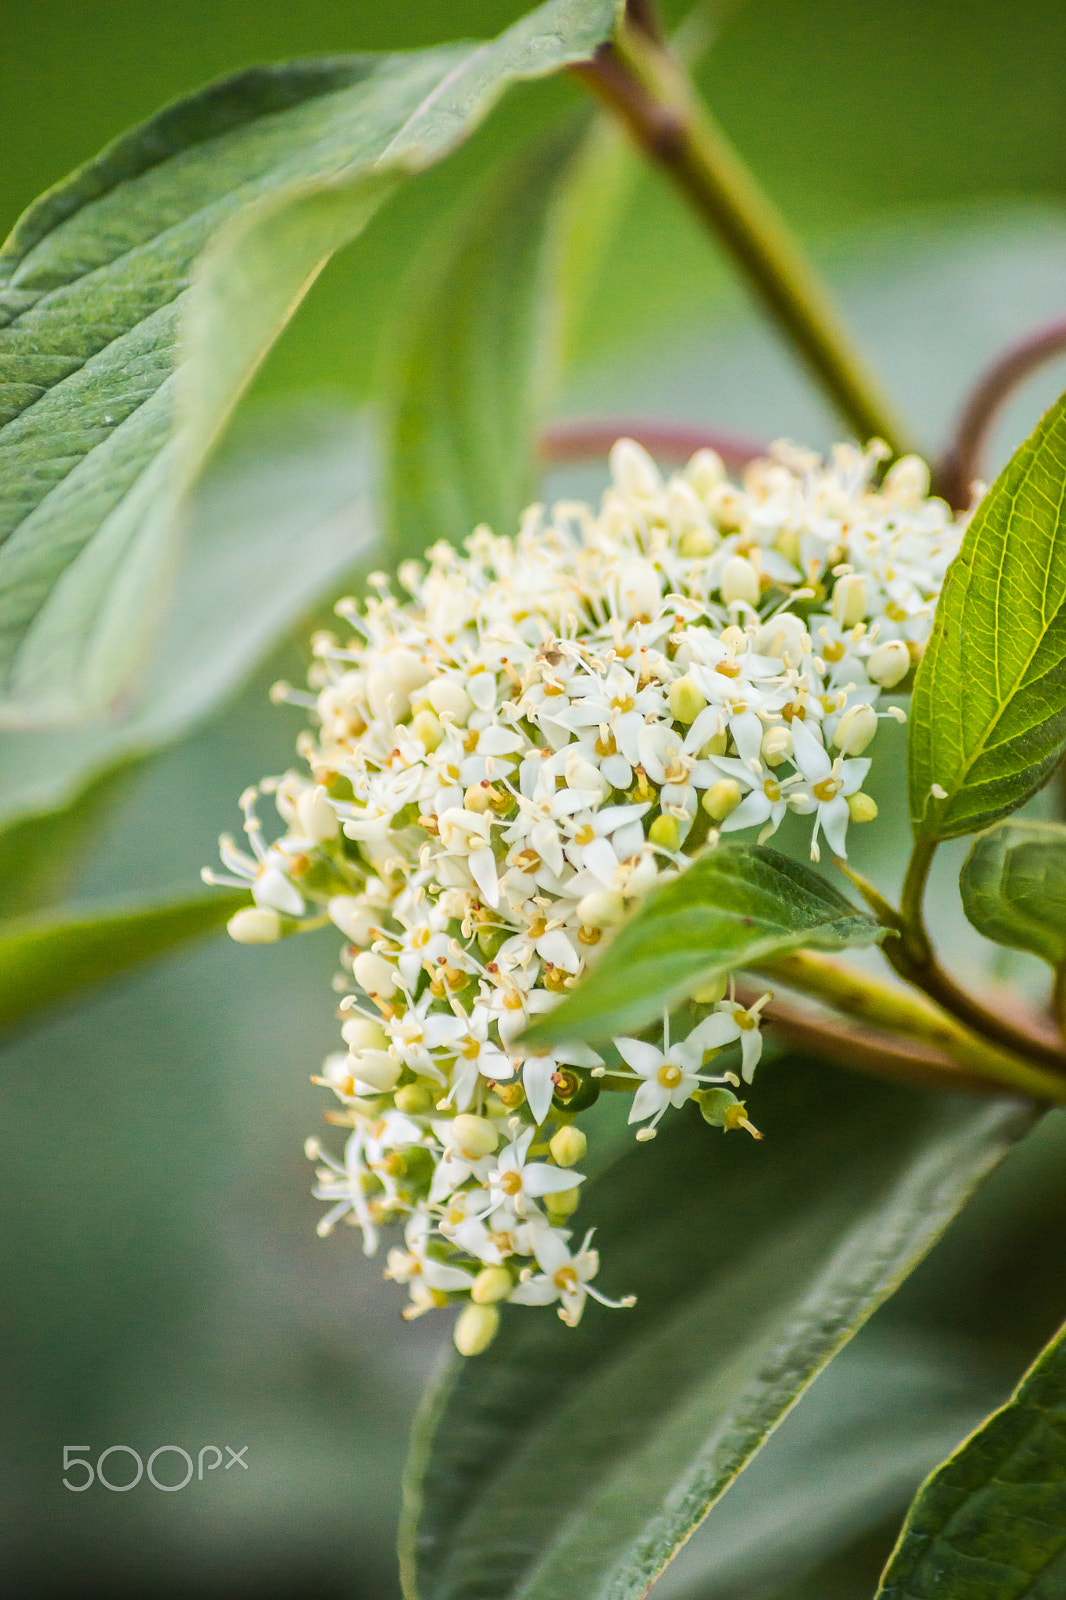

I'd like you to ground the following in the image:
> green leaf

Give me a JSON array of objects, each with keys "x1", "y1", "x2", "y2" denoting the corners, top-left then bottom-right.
[
  {"x1": 876, "y1": 1318, "x2": 1066, "y2": 1600},
  {"x1": 960, "y1": 819, "x2": 1066, "y2": 967},
  {"x1": 385, "y1": 123, "x2": 583, "y2": 562},
  {"x1": 0, "y1": 399, "x2": 378, "y2": 833},
  {"x1": 0, "y1": 0, "x2": 620, "y2": 727},
  {"x1": 523, "y1": 842, "x2": 882, "y2": 1046},
  {"x1": 908, "y1": 391, "x2": 1066, "y2": 842},
  {"x1": 0, "y1": 887, "x2": 247, "y2": 1035},
  {"x1": 400, "y1": 1058, "x2": 1030, "y2": 1600}
]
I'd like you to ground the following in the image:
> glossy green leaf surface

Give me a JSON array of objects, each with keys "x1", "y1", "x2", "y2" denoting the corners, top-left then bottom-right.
[
  {"x1": 386, "y1": 125, "x2": 582, "y2": 562},
  {"x1": 524, "y1": 842, "x2": 881, "y2": 1046},
  {"x1": 876, "y1": 1318, "x2": 1066, "y2": 1600},
  {"x1": 0, "y1": 887, "x2": 247, "y2": 1034},
  {"x1": 960, "y1": 819, "x2": 1066, "y2": 967},
  {"x1": 0, "y1": 0, "x2": 619, "y2": 727},
  {"x1": 909, "y1": 391, "x2": 1066, "y2": 842},
  {"x1": 401, "y1": 1059, "x2": 1029, "y2": 1600}
]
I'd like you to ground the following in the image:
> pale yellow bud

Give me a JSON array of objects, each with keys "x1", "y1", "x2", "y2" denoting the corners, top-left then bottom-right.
[
  {"x1": 410, "y1": 709, "x2": 444, "y2": 751},
  {"x1": 464, "y1": 783, "x2": 492, "y2": 813},
  {"x1": 471, "y1": 1266, "x2": 513, "y2": 1305},
  {"x1": 545, "y1": 1187, "x2": 582, "y2": 1220},
  {"x1": 755, "y1": 613, "x2": 808, "y2": 660},
  {"x1": 866, "y1": 640, "x2": 910, "y2": 688},
  {"x1": 449, "y1": 1114, "x2": 498, "y2": 1159},
  {"x1": 719, "y1": 555, "x2": 760, "y2": 607},
  {"x1": 352, "y1": 950, "x2": 398, "y2": 998},
  {"x1": 576, "y1": 889, "x2": 626, "y2": 929},
  {"x1": 690, "y1": 972, "x2": 728, "y2": 1005},
  {"x1": 678, "y1": 527, "x2": 715, "y2": 558},
  {"x1": 328, "y1": 894, "x2": 374, "y2": 943},
  {"x1": 609, "y1": 437, "x2": 661, "y2": 498},
  {"x1": 847, "y1": 792, "x2": 879, "y2": 823},
  {"x1": 761, "y1": 726, "x2": 793, "y2": 767},
  {"x1": 394, "y1": 1083, "x2": 434, "y2": 1115},
  {"x1": 549, "y1": 1126, "x2": 587, "y2": 1168},
  {"x1": 454, "y1": 1302, "x2": 500, "y2": 1356},
  {"x1": 833, "y1": 703, "x2": 878, "y2": 756},
  {"x1": 341, "y1": 1016, "x2": 389, "y2": 1051},
  {"x1": 227, "y1": 907, "x2": 282, "y2": 944},
  {"x1": 649, "y1": 814, "x2": 681, "y2": 851},
  {"x1": 426, "y1": 677, "x2": 472, "y2": 725},
  {"x1": 295, "y1": 783, "x2": 340, "y2": 842},
  {"x1": 347, "y1": 1050, "x2": 401, "y2": 1092},
  {"x1": 668, "y1": 675, "x2": 707, "y2": 724},
  {"x1": 685, "y1": 447, "x2": 725, "y2": 497},
  {"x1": 883, "y1": 454, "x2": 930, "y2": 507},
  {"x1": 831, "y1": 574, "x2": 867, "y2": 628},
  {"x1": 704, "y1": 779, "x2": 743, "y2": 821},
  {"x1": 699, "y1": 730, "x2": 728, "y2": 757}
]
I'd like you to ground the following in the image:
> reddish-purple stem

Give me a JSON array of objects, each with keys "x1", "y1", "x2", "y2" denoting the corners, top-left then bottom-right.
[
  {"x1": 936, "y1": 317, "x2": 1066, "y2": 509},
  {"x1": 539, "y1": 418, "x2": 766, "y2": 474}
]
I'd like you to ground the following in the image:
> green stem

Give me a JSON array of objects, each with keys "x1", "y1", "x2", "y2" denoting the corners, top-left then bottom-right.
[
  {"x1": 887, "y1": 839, "x2": 1066, "y2": 1072},
  {"x1": 573, "y1": 24, "x2": 911, "y2": 454},
  {"x1": 757, "y1": 951, "x2": 1066, "y2": 1105},
  {"x1": 1053, "y1": 964, "x2": 1066, "y2": 1037}
]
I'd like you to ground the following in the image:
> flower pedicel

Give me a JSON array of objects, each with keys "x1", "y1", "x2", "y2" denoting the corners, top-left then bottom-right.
[{"x1": 206, "y1": 437, "x2": 968, "y2": 1352}]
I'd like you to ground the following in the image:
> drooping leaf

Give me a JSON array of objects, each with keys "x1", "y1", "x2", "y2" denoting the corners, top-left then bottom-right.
[
  {"x1": 385, "y1": 124, "x2": 583, "y2": 562},
  {"x1": 401, "y1": 1057, "x2": 1030, "y2": 1600},
  {"x1": 909, "y1": 391, "x2": 1066, "y2": 842},
  {"x1": 0, "y1": 0, "x2": 620, "y2": 727},
  {"x1": 524, "y1": 842, "x2": 882, "y2": 1046},
  {"x1": 876, "y1": 1317, "x2": 1066, "y2": 1600},
  {"x1": 960, "y1": 819, "x2": 1066, "y2": 967},
  {"x1": 0, "y1": 887, "x2": 247, "y2": 1035}
]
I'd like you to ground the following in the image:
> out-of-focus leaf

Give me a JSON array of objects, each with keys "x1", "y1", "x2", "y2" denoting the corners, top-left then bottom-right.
[
  {"x1": 0, "y1": 765, "x2": 131, "y2": 920},
  {"x1": 0, "y1": 887, "x2": 246, "y2": 1034},
  {"x1": 386, "y1": 125, "x2": 582, "y2": 562},
  {"x1": 524, "y1": 842, "x2": 881, "y2": 1045},
  {"x1": 0, "y1": 400, "x2": 377, "y2": 834},
  {"x1": 909, "y1": 391, "x2": 1066, "y2": 843},
  {"x1": 0, "y1": 0, "x2": 620, "y2": 726},
  {"x1": 401, "y1": 1058, "x2": 1029, "y2": 1600},
  {"x1": 961, "y1": 819, "x2": 1066, "y2": 967},
  {"x1": 876, "y1": 1318, "x2": 1066, "y2": 1600}
]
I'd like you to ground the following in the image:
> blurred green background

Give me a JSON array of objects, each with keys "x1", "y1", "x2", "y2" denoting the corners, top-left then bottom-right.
[{"x1": 4, "y1": 3, "x2": 1066, "y2": 1597}]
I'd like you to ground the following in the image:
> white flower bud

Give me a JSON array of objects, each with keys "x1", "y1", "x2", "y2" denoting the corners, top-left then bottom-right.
[
  {"x1": 427, "y1": 677, "x2": 472, "y2": 725},
  {"x1": 471, "y1": 1266, "x2": 513, "y2": 1305},
  {"x1": 685, "y1": 447, "x2": 725, "y2": 497},
  {"x1": 577, "y1": 889, "x2": 626, "y2": 928},
  {"x1": 755, "y1": 612, "x2": 808, "y2": 660},
  {"x1": 347, "y1": 1050, "x2": 401, "y2": 1092},
  {"x1": 227, "y1": 907, "x2": 282, "y2": 944},
  {"x1": 454, "y1": 1302, "x2": 500, "y2": 1356},
  {"x1": 831, "y1": 574, "x2": 867, "y2": 628},
  {"x1": 719, "y1": 555, "x2": 760, "y2": 607},
  {"x1": 609, "y1": 437, "x2": 661, "y2": 498},
  {"x1": 703, "y1": 779, "x2": 743, "y2": 820},
  {"x1": 833, "y1": 703, "x2": 878, "y2": 756},
  {"x1": 565, "y1": 752, "x2": 610, "y2": 801},
  {"x1": 617, "y1": 558, "x2": 662, "y2": 620},
  {"x1": 296, "y1": 784, "x2": 339, "y2": 842},
  {"x1": 549, "y1": 1126, "x2": 587, "y2": 1167},
  {"x1": 448, "y1": 1114, "x2": 499, "y2": 1159},
  {"x1": 387, "y1": 647, "x2": 432, "y2": 696},
  {"x1": 352, "y1": 950, "x2": 398, "y2": 998},
  {"x1": 340, "y1": 1016, "x2": 389, "y2": 1051},
  {"x1": 866, "y1": 639, "x2": 910, "y2": 688},
  {"x1": 883, "y1": 454, "x2": 930, "y2": 507},
  {"x1": 328, "y1": 895, "x2": 376, "y2": 944}
]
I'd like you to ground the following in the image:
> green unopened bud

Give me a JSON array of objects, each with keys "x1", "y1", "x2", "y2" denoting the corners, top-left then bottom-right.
[
  {"x1": 690, "y1": 972, "x2": 728, "y2": 1005},
  {"x1": 549, "y1": 1126, "x2": 588, "y2": 1168},
  {"x1": 678, "y1": 527, "x2": 715, "y2": 558},
  {"x1": 760, "y1": 726, "x2": 793, "y2": 767},
  {"x1": 703, "y1": 779, "x2": 743, "y2": 821},
  {"x1": 394, "y1": 1083, "x2": 434, "y2": 1116},
  {"x1": 866, "y1": 639, "x2": 910, "y2": 688},
  {"x1": 699, "y1": 730, "x2": 728, "y2": 757},
  {"x1": 545, "y1": 1187, "x2": 581, "y2": 1220},
  {"x1": 453, "y1": 1302, "x2": 499, "y2": 1356},
  {"x1": 227, "y1": 907, "x2": 282, "y2": 944},
  {"x1": 696, "y1": 1087, "x2": 762, "y2": 1138},
  {"x1": 649, "y1": 814, "x2": 681, "y2": 851},
  {"x1": 576, "y1": 889, "x2": 626, "y2": 929},
  {"x1": 668, "y1": 675, "x2": 707, "y2": 724},
  {"x1": 410, "y1": 709, "x2": 444, "y2": 751},
  {"x1": 833, "y1": 703, "x2": 877, "y2": 756},
  {"x1": 471, "y1": 1266, "x2": 513, "y2": 1305},
  {"x1": 449, "y1": 1114, "x2": 498, "y2": 1159},
  {"x1": 847, "y1": 791, "x2": 879, "y2": 823}
]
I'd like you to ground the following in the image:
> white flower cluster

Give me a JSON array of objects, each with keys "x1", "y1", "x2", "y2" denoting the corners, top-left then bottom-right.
[{"x1": 206, "y1": 437, "x2": 966, "y2": 1355}]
